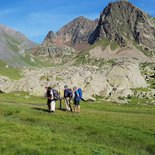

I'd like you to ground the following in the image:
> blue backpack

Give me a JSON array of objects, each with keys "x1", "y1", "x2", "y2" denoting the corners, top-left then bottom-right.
[{"x1": 78, "y1": 88, "x2": 82, "y2": 99}]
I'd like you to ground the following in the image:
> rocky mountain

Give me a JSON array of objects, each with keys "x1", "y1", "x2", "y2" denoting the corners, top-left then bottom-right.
[
  {"x1": 89, "y1": 1, "x2": 155, "y2": 50},
  {"x1": 0, "y1": 24, "x2": 36, "y2": 66},
  {"x1": 43, "y1": 16, "x2": 97, "y2": 51},
  {"x1": 56, "y1": 16, "x2": 97, "y2": 50},
  {"x1": 39, "y1": 0, "x2": 155, "y2": 63},
  {"x1": 32, "y1": 16, "x2": 97, "y2": 63},
  {"x1": 42, "y1": 17, "x2": 98, "y2": 52}
]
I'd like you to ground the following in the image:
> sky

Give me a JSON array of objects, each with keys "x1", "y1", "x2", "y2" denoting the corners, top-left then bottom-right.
[{"x1": 0, "y1": 0, "x2": 155, "y2": 43}]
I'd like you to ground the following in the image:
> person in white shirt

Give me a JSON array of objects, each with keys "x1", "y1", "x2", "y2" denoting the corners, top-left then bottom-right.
[{"x1": 46, "y1": 87, "x2": 56, "y2": 113}]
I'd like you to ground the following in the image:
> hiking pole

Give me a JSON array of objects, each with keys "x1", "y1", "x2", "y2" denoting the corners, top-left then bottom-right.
[{"x1": 57, "y1": 83, "x2": 62, "y2": 110}]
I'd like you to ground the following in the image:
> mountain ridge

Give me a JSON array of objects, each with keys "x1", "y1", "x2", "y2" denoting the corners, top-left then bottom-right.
[
  {"x1": 0, "y1": 24, "x2": 37, "y2": 66},
  {"x1": 41, "y1": 0, "x2": 155, "y2": 62},
  {"x1": 43, "y1": 16, "x2": 98, "y2": 51}
]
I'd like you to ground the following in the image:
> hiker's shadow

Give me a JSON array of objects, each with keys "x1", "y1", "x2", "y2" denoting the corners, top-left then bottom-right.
[
  {"x1": 32, "y1": 107, "x2": 67, "y2": 113},
  {"x1": 32, "y1": 107, "x2": 49, "y2": 113},
  {"x1": 59, "y1": 108, "x2": 67, "y2": 111}
]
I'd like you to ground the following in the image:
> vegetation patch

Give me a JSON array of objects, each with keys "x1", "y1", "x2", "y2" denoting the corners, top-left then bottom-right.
[
  {"x1": 133, "y1": 41, "x2": 154, "y2": 57},
  {"x1": 0, "y1": 60, "x2": 22, "y2": 80},
  {"x1": 110, "y1": 41, "x2": 119, "y2": 51},
  {"x1": 132, "y1": 88, "x2": 149, "y2": 92}
]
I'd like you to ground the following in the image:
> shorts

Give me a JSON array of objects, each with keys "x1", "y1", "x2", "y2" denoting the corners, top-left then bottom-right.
[{"x1": 74, "y1": 100, "x2": 80, "y2": 106}]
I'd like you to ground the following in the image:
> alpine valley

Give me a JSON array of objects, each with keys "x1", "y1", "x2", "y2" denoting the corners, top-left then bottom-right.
[{"x1": 0, "y1": 0, "x2": 155, "y2": 103}]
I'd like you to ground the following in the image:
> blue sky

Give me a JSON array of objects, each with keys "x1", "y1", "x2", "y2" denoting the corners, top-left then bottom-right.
[{"x1": 0, "y1": 0, "x2": 154, "y2": 43}]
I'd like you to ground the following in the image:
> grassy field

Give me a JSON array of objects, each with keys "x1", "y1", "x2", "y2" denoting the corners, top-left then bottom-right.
[{"x1": 0, "y1": 93, "x2": 155, "y2": 155}]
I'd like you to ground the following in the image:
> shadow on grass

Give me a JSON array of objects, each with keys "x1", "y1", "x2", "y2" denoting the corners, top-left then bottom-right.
[
  {"x1": 32, "y1": 107, "x2": 67, "y2": 113},
  {"x1": 32, "y1": 107, "x2": 49, "y2": 113},
  {"x1": 59, "y1": 108, "x2": 67, "y2": 111}
]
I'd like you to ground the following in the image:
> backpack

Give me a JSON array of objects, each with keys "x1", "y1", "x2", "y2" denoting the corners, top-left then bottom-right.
[
  {"x1": 68, "y1": 89, "x2": 73, "y2": 98},
  {"x1": 78, "y1": 88, "x2": 82, "y2": 99},
  {"x1": 52, "y1": 89, "x2": 60, "y2": 100},
  {"x1": 64, "y1": 89, "x2": 73, "y2": 98}
]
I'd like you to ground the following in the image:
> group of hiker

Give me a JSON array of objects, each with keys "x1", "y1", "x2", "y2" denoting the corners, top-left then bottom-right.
[{"x1": 45, "y1": 85, "x2": 83, "y2": 113}]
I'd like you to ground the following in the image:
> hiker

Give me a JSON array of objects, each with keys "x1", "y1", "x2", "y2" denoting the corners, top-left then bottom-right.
[
  {"x1": 77, "y1": 87, "x2": 86, "y2": 101},
  {"x1": 46, "y1": 87, "x2": 53, "y2": 112},
  {"x1": 46, "y1": 87, "x2": 59, "y2": 113},
  {"x1": 73, "y1": 87, "x2": 81, "y2": 113},
  {"x1": 64, "y1": 85, "x2": 73, "y2": 111}
]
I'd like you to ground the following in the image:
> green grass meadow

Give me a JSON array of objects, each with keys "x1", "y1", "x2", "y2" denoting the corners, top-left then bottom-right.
[{"x1": 0, "y1": 93, "x2": 155, "y2": 155}]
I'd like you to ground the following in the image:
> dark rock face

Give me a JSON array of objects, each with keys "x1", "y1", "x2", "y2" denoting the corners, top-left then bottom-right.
[
  {"x1": 89, "y1": 1, "x2": 155, "y2": 49},
  {"x1": 43, "y1": 31, "x2": 56, "y2": 44},
  {"x1": 56, "y1": 16, "x2": 97, "y2": 45}
]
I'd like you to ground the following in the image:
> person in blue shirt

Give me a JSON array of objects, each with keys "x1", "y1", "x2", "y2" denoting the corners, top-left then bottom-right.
[{"x1": 73, "y1": 87, "x2": 81, "y2": 112}]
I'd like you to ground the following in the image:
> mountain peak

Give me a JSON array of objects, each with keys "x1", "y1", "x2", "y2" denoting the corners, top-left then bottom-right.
[
  {"x1": 43, "y1": 16, "x2": 97, "y2": 50},
  {"x1": 89, "y1": 0, "x2": 155, "y2": 50},
  {"x1": 74, "y1": 16, "x2": 90, "y2": 21}
]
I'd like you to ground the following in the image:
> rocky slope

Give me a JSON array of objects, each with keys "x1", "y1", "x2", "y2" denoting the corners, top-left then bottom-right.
[
  {"x1": 0, "y1": 62, "x2": 148, "y2": 102},
  {"x1": 31, "y1": 42, "x2": 75, "y2": 64},
  {"x1": 89, "y1": 1, "x2": 155, "y2": 51},
  {"x1": 0, "y1": 24, "x2": 36, "y2": 66}
]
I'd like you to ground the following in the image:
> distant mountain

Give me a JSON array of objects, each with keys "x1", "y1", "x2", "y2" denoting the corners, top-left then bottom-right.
[
  {"x1": 32, "y1": 16, "x2": 97, "y2": 63},
  {"x1": 0, "y1": 24, "x2": 36, "y2": 66},
  {"x1": 43, "y1": 16, "x2": 97, "y2": 50},
  {"x1": 89, "y1": 1, "x2": 155, "y2": 50},
  {"x1": 57, "y1": 16, "x2": 98, "y2": 50}
]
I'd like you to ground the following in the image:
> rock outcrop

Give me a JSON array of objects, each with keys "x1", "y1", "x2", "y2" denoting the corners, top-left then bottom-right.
[{"x1": 31, "y1": 42, "x2": 75, "y2": 64}]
